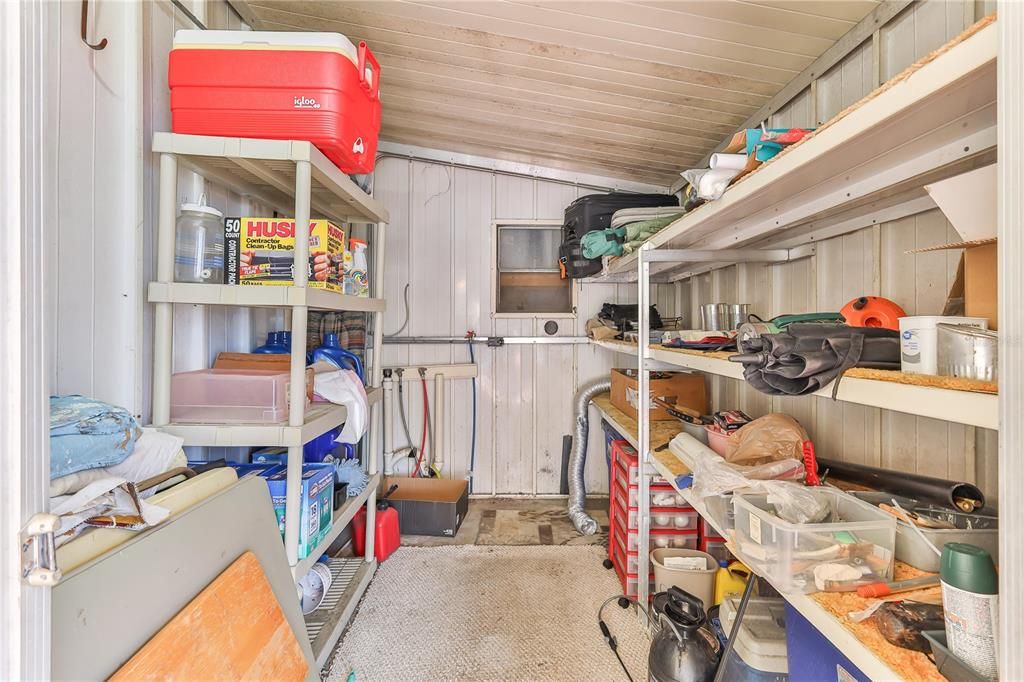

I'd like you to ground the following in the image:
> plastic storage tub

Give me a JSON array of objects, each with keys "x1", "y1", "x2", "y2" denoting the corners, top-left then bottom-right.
[
  {"x1": 169, "y1": 30, "x2": 381, "y2": 174},
  {"x1": 716, "y1": 597, "x2": 789, "y2": 682},
  {"x1": 898, "y1": 315, "x2": 987, "y2": 375},
  {"x1": 732, "y1": 487, "x2": 896, "y2": 593},
  {"x1": 650, "y1": 548, "x2": 717, "y2": 608},
  {"x1": 170, "y1": 369, "x2": 300, "y2": 423},
  {"x1": 705, "y1": 424, "x2": 736, "y2": 456},
  {"x1": 850, "y1": 491, "x2": 998, "y2": 572}
]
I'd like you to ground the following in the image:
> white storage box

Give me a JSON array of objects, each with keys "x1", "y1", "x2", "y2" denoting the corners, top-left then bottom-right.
[{"x1": 731, "y1": 487, "x2": 896, "y2": 594}]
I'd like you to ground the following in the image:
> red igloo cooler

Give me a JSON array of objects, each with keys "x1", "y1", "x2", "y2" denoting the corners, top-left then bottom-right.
[{"x1": 169, "y1": 30, "x2": 381, "y2": 174}]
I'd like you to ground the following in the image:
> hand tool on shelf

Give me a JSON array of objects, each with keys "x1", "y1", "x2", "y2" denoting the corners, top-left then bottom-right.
[{"x1": 857, "y1": 574, "x2": 940, "y2": 598}]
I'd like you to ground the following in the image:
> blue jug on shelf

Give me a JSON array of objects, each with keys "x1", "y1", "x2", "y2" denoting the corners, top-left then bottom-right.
[
  {"x1": 310, "y1": 332, "x2": 364, "y2": 381},
  {"x1": 253, "y1": 331, "x2": 291, "y2": 354}
]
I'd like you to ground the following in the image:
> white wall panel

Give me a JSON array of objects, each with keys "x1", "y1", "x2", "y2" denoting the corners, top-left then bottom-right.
[{"x1": 377, "y1": 157, "x2": 676, "y2": 495}]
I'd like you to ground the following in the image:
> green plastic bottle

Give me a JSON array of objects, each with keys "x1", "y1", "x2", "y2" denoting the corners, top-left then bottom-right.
[{"x1": 940, "y1": 542, "x2": 999, "y2": 680}]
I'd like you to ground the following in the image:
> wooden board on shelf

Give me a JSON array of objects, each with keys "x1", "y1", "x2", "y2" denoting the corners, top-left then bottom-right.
[
  {"x1": 110, "y1": 551, "x2": 308, "y2": 682},
  {"x1": 591, "y1": 392, "x2": 684, "y2": 451}
]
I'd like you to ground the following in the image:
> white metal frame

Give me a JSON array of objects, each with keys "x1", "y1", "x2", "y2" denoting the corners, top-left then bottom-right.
[
  {"x1": 148, "y1": 134, "x2": 388, "y2": 665},
  {"x1": 491, "y1": 219, "x2": 578, "y2": 319},
  {"x1": 997, "y1": 6, "x2": 1022, "y2": 678},
  {"x1": 1, "y1": 1, "x2": 49, "y2": 676}
]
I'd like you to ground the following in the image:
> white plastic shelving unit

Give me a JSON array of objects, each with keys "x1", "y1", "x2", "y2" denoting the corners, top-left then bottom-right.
[
  {"x1": 148, "y1": 133, "x2": 389, "y2": 665},
  {"x1": 590, "y1": 21, "x2": 998, "y2": 681}
]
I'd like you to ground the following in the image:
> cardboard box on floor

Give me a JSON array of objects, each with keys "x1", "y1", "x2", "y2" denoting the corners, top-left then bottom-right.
[
  {"x1": 610, "y1": 368, "x2": 707, "y2": 421},
  {"x1": 383, "y1": 476, "x2": 469, "y2": 537},
  {"x1": 921, "y1": 165, "x2": 998, "y2": 329}
]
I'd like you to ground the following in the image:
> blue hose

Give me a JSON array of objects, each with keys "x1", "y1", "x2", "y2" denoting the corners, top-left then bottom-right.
[{"x1": 468, "y1": 338, "x2": 477, "y2": 494}]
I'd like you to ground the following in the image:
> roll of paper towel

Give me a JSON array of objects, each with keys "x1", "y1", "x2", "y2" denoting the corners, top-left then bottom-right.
[{"x1": 709, "y1": 153, "x2": 747, "y2": 171}]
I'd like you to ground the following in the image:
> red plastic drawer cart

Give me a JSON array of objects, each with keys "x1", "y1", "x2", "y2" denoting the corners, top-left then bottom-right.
[
  {"x1": 169, "y1": 30, "x2": 382, "y2": 174},
  {"x1": 606, "y1": 440, "x2": 698, "y2": 599}
]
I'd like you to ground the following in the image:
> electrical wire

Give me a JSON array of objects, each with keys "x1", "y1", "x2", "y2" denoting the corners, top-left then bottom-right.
[
  {"x1": 387, "y1": 283, "x2": 411, "y2": 336},
  {"x1": 467, "y1": 334, "x2": 477, "y2": 493}
]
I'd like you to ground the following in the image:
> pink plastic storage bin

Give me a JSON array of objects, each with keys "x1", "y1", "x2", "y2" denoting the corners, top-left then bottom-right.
[
  {"x1": 705, "y1": 425, "x2": 736, "y2": 456},
  {"x1": 170, "y1": 369, "x2": 302, "y2": 423}
]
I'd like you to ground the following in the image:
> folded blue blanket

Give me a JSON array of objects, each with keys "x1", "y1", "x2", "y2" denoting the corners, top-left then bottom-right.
[{"x1": 50, "y1": 395, "x2": 141, "y2": 479}]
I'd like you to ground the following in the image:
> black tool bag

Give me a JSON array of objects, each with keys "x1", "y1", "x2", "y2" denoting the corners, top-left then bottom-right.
[
  {"x1": 598, "y1": 303, "x2": 664, "y2": 332},
  {"x1": 728, "y1": 323, "x2": 900, "y2": 397},
  {"x1": 560, "y1": 192, "x2": 678, "y2": 279}
]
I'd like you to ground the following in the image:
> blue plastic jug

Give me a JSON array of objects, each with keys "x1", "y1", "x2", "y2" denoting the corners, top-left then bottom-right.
[
  {"x1": 310, "y1": 332, "x2": 364, "y2": 381},
  {"x1": 253, "y1": 331, "x2": 290, "y2": 354}
]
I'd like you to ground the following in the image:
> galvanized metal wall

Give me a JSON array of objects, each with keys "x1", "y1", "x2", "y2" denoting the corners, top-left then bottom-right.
[{"x1": 376, "y1": 157, "x2": 675, "y2": 495}]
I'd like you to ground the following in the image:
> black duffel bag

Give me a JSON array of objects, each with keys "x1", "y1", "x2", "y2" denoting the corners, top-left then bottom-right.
[
  {"x1": 729, "y1": 323, "x2": 900, "y2": 398},
  {"x1": 598, "y1": 303, "x2": 664, "y2": 332}
]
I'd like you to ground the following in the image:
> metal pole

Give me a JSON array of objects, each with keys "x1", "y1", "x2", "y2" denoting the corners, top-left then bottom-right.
[
  {"x1": 638, "y1": 243, "x2": 652, "y2": 609},
  {"x1": 713, "y1": 575, "x2": 757, "y2": 682},
  {"x1": 152, "y1": 153, "x2": 177, "y2": 426},
  {"x1": 284, "y1": 160, "x2": 312, "y2": 568}
]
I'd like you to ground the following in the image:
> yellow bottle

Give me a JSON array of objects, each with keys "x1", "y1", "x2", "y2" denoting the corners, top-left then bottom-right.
[{"x1": 714, "y1": 561, "x2": 751, "y2": 605}]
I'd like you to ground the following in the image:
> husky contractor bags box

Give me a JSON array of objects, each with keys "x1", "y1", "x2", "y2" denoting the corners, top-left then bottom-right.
[{"x1": 224, "y1": 217, "x2": 346, "y2": 293}]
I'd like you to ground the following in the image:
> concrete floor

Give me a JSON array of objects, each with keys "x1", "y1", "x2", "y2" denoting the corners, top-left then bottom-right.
[{"x1": 402, "y1": 497, "x2": 610, "y2": 547}]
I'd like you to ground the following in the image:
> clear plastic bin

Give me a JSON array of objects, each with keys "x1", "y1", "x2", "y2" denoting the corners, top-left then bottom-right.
[
  {"x1": 628, "y1": 508, "x2": 698, "y2": 531},
  {"x1": 170, "y1": 369, "x2": 300, "y2": 423},
  {"x1": 630, "y1": 484, "x2": 688, "y2": 509},
  {"x1": 732, "y1": 488, "x2": 896, "y2": 594}
]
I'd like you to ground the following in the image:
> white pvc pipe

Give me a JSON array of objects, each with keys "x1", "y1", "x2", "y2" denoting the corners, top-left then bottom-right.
[
  {"x1": 433, "y1": 373, "x2": 445, "y2": 474},
  {"x1": 382, "y1": 375, "x2": 394, "y2": 475}
]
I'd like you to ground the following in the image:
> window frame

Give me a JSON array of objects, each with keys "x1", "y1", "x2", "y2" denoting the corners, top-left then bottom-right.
[{"x1": 491, "y1": 220, "x2": 578, "y2": 319}]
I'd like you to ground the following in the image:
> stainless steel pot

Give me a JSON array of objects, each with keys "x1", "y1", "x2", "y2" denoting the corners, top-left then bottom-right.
[
  {"x1": 726, "y1": 304, "x2": 750, "y2": 330},
  {"x1": 937, "y1": 323, "x2": 997, "y2": 382},
  {"x1": 698, "y1": 304, "x2": 727, "y2": 331}
]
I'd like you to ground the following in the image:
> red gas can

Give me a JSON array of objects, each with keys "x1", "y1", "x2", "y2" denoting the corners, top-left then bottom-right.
[
  {"x1": 352, "y1": 484, "x2": 400, "y2": 563},
  {"x1": 168, "y1": 30, "x2": 381, "y2": 174}
]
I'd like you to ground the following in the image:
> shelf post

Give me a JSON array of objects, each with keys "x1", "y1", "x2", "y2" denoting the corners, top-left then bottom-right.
[
  {"x1": 284, "y1": 159, "x2": 313, "y2": 567},
  {"x1": 152, "y1": 153, "x2": 178, "y2": 426},
  {"x1": 364, "y1": 220, "x2": 387, "y2": 563},
  {"x1": 637, "y1": 243, "x2": 652, "y2": 609}
]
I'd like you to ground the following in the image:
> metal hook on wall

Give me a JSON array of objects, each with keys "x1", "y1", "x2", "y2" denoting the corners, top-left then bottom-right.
[{"x1": 81, "y1": 0, "x2": 108, "y2": 51}]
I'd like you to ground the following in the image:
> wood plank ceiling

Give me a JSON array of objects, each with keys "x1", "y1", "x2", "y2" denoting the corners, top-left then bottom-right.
[{"x1": 235, "y1": 0, "x2": 879, "y2": 186}]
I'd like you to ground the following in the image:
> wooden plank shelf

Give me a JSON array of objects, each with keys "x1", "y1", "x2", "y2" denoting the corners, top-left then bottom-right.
[{"x1": 592, "y1": 339, "x2": 998, "y2": 430}]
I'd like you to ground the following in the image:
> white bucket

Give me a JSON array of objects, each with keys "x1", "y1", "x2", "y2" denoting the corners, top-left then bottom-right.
[{"x1": 898, "y1": 316, "x2": 987, "y2": 375}]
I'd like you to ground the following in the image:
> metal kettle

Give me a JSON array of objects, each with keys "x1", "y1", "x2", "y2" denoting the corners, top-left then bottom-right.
[{"x1": 648, "y1": 587, "x2": 720, "y2": 682}]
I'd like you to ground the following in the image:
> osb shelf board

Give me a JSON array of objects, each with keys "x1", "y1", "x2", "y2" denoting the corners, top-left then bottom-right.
[
  {"x1": 812, "y1": 561, "x2": 944, "y2": 682},
  {"x1": 655, "y1": 344, "x2": 735, "y2": 362},
  {"x1": 843, "y1": 367, "x2": 997, "y2": 394},
  {"x1": 591, "y1": 392, "x2": 684, "y2": 451}
]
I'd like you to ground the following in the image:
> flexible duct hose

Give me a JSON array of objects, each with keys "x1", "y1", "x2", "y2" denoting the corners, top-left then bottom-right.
[{"x1": 568, "y1": 378, "x2": 612, "y2": 535}]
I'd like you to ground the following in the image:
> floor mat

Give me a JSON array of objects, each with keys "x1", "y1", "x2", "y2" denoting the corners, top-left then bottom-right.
[{"x1": 327, "y1": 545, "x2": 648, "y2": 682}]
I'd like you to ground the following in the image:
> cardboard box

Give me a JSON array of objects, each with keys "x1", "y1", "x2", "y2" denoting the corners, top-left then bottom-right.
[
  {"x1": 224, "y1": 217, "x2": 346, "y2": 292},
  {"x1": 923, "y1": 166, "x2": 998, "y2": 329},
  {"x1": 266, "y1": 463, "x2": 335, "y2": 559},
  {"x1": 384, "y1": 477, "x2": 469, "y2": 537},
  {"x1": 610, "y1": 368, "x2": 707, "y2": 421},
  {"x1": 213, "y1": 352, "x2": 314, "y2": 400}
]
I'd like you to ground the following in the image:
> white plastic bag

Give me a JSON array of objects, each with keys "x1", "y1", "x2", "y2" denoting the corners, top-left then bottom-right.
[{"x1": 313, "y1": 368, "x2": 369, "y2": 444}]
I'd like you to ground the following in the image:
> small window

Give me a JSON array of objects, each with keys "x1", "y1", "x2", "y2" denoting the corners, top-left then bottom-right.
[{"x1": 493, "y1": 221, "x2": 576, "y2": 317}]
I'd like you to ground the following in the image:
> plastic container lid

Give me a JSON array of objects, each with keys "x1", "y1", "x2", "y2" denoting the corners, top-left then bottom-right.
[
  {"x1": 173, "y1": 29, "x2": 357, "y2": 63},
  {"x1": 180, "y1": 203, "x2": 223, "y2": 218}
]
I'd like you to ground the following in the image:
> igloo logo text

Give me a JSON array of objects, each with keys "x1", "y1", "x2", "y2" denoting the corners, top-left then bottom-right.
[{"x1": 293, "y1": 96, "x2": 321, "y2": 109}]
